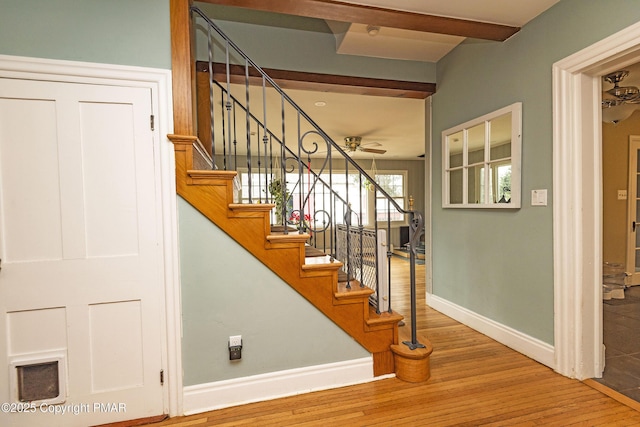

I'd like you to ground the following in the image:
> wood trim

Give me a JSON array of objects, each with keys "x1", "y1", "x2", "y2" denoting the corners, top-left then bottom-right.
[
  {"x1": 582, "y1": 379, "x2": 640, "y2": 412},
  {"x1": 94, "y1": 414, "x2": 167, "y2": 427},
  {"x1": 197, "y1": 62, "x2": 435, "y2": 99},
  {"x1": 198, "y1": 0, "x2": 520, "y2": 41},
  {"x1": 170, "y1": 0, "x2": 197, "y2": 135},
  {"x1": 372, "y1": 350, "x2": 395, "y2": 377}
]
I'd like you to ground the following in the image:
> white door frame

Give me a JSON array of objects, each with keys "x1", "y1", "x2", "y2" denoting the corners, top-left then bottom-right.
[
  {"x1": 0, "y1": 54, "x2": 183, "y2": 415},
  {"x1": 553, "y1": 21, "x2": 640, "y2": 379}
]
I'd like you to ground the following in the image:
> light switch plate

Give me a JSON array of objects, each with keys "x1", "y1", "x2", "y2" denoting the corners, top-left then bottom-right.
[
  {"x1": 618, "y1": 189, "x2": 628, "y2": 200},
  {"x1": 531, "y1": 189, "x2": 547, "y2": 206}
]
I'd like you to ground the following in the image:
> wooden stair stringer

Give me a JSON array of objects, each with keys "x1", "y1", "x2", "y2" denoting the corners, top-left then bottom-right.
[{"x1": 169, "y1": 136, "x2": 402, "y2": 376}]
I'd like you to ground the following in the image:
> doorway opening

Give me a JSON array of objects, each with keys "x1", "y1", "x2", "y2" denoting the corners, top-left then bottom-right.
[
  {"x1": 553, "y1": 21, "x2": 640, "y2": 380},
  {"x1": 599, "y1": 90, "x2": 640, "y2": 400}
]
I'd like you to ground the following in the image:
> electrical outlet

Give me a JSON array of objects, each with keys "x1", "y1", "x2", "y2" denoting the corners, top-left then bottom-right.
[{"x1": 229, "y1": 335, "x2": 242, "y2": 360}]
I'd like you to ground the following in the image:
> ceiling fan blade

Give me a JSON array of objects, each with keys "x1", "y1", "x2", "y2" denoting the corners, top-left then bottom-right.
[
  {"x1": 361, "y1": 147, "x2": 387, "y2": 154},
  {"x1": 361, "y1": 141, "x2": 382, "y2": 147}
]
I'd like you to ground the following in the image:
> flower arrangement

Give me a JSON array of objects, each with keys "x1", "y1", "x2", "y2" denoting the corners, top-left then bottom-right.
[{"x1": 289, "y1": 211, "x2": 311, "y2": 226}]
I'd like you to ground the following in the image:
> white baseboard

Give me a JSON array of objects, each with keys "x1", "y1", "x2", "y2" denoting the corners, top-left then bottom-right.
[
  {"x1": 427, "y1": 293, "x2": 555, "y2": 369},
  {"x1": 183, "y1": 357, "x2": 387, "y2": 415}
]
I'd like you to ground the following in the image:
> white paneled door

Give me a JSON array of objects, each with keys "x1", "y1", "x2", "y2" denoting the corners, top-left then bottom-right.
[{"x1": 0, "y1": 78, "x2": 165, "y2": 426}]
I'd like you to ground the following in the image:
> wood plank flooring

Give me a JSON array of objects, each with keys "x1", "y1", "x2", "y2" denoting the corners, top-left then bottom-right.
[{"x1": 151, "y1": 257, "x2": 640, "y2": 426}]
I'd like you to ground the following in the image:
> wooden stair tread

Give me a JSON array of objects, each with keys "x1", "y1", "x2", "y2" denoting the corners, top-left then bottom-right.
[
  {"x1": 229, "y1": 203, "x2": 274, "y2": 212},
  {"x1": 366, "y1": 305, "x2": 404, "y2": 327},
  {"x1": 188, "y1": 169, "x2": 237, "y2": 180},
  {"x1": 303, "y1": 255, "x2": 337, "y2": 266},
  {"x1": 335, "y1": 282, "x2": 373, "y2": 300},
  {"x1": 268, "y1": 232, "x2": 311, "y2": 244}
]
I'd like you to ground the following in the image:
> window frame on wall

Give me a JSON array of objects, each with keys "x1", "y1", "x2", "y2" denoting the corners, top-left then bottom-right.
[
  {"x1": 442, "y1": 102, "x2": 522, "y2": 208},
  {"x1": 373, "y1": 171, "x2": 408, "y2": 225}
]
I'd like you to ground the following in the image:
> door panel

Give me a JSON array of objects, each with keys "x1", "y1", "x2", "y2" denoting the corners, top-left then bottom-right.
[{"x1": 0, "y1": 78, "x2": 164, "y2": 426}]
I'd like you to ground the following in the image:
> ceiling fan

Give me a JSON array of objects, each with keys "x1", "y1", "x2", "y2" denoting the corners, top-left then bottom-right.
[
  {"x1": 602, "y1": 70, "x2": 640, "y2": 124},
  {"x1": 344, "y1": 136, "x2": 386, "y2": 155},
  {"x1": 602, "y1": 70, "x2": 640, "y2": 105}
]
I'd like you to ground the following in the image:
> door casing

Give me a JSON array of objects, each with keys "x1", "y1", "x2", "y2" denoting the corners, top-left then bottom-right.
[
  {"x1": 553, "y1": 21, "x2": 640, "y2": 379},
  {"x1": 0, "y1": 54, "x2": 182, "y2": 416}
]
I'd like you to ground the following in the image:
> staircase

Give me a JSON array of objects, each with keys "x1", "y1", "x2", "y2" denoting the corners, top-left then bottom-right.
[
  {"x1": 169, "y1": 134, "x2": 405, "y2": 376},
  {"x1": 168, "y1": 3, "x2": 432, "y2": 381}
]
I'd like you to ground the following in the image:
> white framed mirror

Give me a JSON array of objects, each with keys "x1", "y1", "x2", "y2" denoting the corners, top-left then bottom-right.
[{"x1": 442, "y1": 102, "x2": 522, "y2": 208}]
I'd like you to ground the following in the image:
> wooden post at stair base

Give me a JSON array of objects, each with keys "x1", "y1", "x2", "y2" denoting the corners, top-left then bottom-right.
[
  {"x1": 390, "y1": 328, "x2": 433, "y2": 383},
  {"x1": 170, "y1": 0, "x2": 197, "y2": 136}
]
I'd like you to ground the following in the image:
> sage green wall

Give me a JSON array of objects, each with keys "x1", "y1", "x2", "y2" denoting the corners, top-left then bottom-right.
[
  {"x1": 178, "y1": 197, "x2": 369, "y2": 385},
  {"x1": 431, "y1": 0, "x2": 640, "y2": 344},
  {"x1": 0, "y1": 0, "x2": 171, "y2": 69},
  {"x1": 194, "y1": 2, "x2": 435, "y2": 82}
]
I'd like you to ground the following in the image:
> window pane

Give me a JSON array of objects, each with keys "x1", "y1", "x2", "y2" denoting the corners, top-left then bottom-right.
[
  {"x1": 241, "y1": 172, "x2": 268, "y2": 202},
  {"x1": 375, "y1": 174, "x2": 403, "y2": 197},
  {"x1": 490, "y1": 113, "x2": 512, "y2": 161},
  {"x1": 468, "y1": 165, "x2": 483, "y2": 204},
  {"x1": 319, "y1": 172, "x2": 368, "y2": 225},
  {"x1": 449, "y1": 169, "x2": 463, "y2": 204},
  {"x1": 496, "y1": 164, "x2": 512, "y2": 203},
  {"x1": 448, "y1": 131, "x2": 464, "y2": 168},
  {"x1": 375, "y1": 173, "x2": 405, "y2": 221},
  {"x1": 376, "y1": 198, "x2": 404, "y2": 221},
  {"x1": 467, "y1": 123, "x2": 485, "y2": 165}
]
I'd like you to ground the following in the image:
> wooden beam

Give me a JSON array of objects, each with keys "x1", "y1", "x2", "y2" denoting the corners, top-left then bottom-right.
[
  {"x1": 198, "y1": 0, "x2": 520, "y2": 41},
  {"x1": 196, "y1": 61, "x2": 435, "y2": 99}
]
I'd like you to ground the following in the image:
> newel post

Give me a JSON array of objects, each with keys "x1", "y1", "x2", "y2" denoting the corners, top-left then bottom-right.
[{"x1": 170, "y1": 0, "x2": 197, "y2": 136}]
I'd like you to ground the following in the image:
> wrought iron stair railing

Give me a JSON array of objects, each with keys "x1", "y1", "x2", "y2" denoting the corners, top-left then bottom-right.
[{"x1": 192, "y1": 6, "x2": 425, "y2": 349}]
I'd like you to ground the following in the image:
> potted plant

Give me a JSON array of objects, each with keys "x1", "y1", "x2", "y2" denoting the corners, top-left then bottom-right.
[{"x1": 268, "y1": 178, "x2": 289, "y2": 224}]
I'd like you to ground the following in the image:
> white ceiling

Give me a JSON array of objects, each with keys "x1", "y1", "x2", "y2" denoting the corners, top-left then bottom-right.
[
  {"x1": 287, "y1": 87, "x2": 427, "y2": 159},
  {"x1": 325, "y1": 0, "x2": 561, "y2": 62},
  {"x1": 223, "y1": 84, "x2": 426, "y2": 159}
]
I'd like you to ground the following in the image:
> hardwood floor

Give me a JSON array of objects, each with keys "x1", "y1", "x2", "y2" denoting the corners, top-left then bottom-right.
[{"x1": 151, "y1": 257, "x2": 640, "y2": 426}]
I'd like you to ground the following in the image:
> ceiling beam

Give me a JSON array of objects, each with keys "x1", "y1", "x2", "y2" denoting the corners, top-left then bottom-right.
[
  {"x1": 198, "y1": 0, "x2": 520, "y2": 41},
  {"x1": 197, "y1": 61, "x2": 435, "y2": 99}
]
